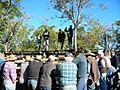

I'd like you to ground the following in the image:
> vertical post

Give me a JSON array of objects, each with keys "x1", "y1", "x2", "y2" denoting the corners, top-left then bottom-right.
[
  {"x1": 104, "y1": 30, "x2": 108, "y2": 49},
  {"x1": 74, "y1": 28, "x2": 77, "y2": 52}
]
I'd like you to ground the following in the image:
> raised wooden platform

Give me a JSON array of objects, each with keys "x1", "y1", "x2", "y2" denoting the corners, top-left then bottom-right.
[{"x1": 4, "y1": 49, "x2": 75, "y2": 56}]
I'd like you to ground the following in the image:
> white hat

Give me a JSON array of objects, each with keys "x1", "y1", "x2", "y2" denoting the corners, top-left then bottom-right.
[
  {"x1": 98, "y1": 51, "x2": 104, "y2": 55},
  {"x1": 65, "y1": 53, "x2": 74, "y2": 61},
  {"x1": 98, "y1": 51, "x2": 104, "y2": 57},
  {"x1": 48, "y1": 55, "x2": 58, "y2": 61}
]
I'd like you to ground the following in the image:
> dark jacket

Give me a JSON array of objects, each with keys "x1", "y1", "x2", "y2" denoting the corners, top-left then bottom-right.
[
  {"x1": 111, "y1": 55, "x2": 119, "y2": 69},
  {"x1": 43, "y1": 31, "x2": 50, "y2": 40},
  {"x1": 58, "y1": 31, "x2": 66, "y2": 42},
  {"x1": 28, "y1": 60, "x2": 43, "y2": 81},
  {"x1": 38, "y1": 61, "x2": 56, "y2": 88}
]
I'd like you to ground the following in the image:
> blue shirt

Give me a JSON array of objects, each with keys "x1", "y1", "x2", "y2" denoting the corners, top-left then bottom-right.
[
  {"x1": 0, "y1": 58, "x2": 5, "y2": 64},
  {"x1": 57, "y1": 61, "x2": 77, "y2": 86},
  {"x1": 73, "y1": 53, "x2": 87, "y2": 78}
]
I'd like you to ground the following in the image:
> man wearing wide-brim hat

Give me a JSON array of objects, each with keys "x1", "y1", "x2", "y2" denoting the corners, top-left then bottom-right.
[
  {"x1": 19, "y1": 55, "x2": 32, "y2": 90},
  {"x1": 3, "y1": 54, "x2": 17, "y2": 90},
  {"x1": 86, "y1": 50, "x2": 100, "y2": 90},
  {"x1": 86, "y1": 50, "x2": 96, "y2": 57}
]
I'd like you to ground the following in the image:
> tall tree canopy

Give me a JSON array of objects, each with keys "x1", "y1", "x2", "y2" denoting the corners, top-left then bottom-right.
[
  {"x1": 50, "y1": 0, "x2": 105, "y2": 51},
  {"x1": 0, "y1": 0, "x2": 25, "y2": 52}
]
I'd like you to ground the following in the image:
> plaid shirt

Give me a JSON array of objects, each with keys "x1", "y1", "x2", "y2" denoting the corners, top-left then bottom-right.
[
  {"x1": 3, "y1": 61, "x2": 17, "y2": 82},
  {"x1": 57, "y1": 61, "x2": 77, "y2": 86}
]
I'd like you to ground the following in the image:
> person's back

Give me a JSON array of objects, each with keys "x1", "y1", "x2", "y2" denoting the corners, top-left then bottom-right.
[
  {"x1": 37, "y1": 55, "x2": 56, "y2": 90},
  {"x1": 27, "y1": 55, "x2": 43, "y2": 90},
  {"x1": 73, "y1": 53, "x2": 87, "y2": 90},
  {"x1": 57, "y1": 53, "x2": 77, "y2": 90},
  {"x1": 3, "y1": 55, "x2": 17, "y2": 90},
  {"x1": 38, "y1": 61, "x2": 56, "y2": 87},
  {"x1": 28, "y1": 60, "x2": 43, "y2": 81},
  {"x1": 73, "y1": 53, "x2": 87, "y2": 78},
  {"x1": 68, "y1": 25, "x2": 73, "y2": 37},
  {"x1": 58, "y1": 29, "x2": 65, "y2": 42},
  {"x1": 58, "y1": 61, "x2": 77, "y2": 86},
  {"x1": 19, "y1": 61, "x2": 29, "y2": 83}
]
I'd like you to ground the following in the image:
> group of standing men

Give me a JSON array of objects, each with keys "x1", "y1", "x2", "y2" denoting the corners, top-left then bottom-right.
[
  {"x1": 58, "y1": 25, "x2": 73, "y2": 50},
  {"x1": 0, "y1": 48, "x2": 119, "y2": 90},
  {"x1": 36, "y1": 25, "x2": 74, "y2": 51}
]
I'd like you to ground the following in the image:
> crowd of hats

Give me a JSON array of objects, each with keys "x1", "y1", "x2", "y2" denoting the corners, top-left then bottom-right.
[{"x1": 0, "y1": 50, "x2": 106, "y2": 63}]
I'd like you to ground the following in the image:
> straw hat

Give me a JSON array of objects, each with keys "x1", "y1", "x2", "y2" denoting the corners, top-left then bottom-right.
[
  {"x1": 6, "y1": 55, "x2": 17, "y2": 61},
  {"x1": 35, "y1": 55, "x2": 42, "y2": 60},
  {"x1": 86, "y1": 50, "x2": 95, "y2": 56},
  {"x1": 25, "y1": 55, "x2": 32, "y2": 61}
]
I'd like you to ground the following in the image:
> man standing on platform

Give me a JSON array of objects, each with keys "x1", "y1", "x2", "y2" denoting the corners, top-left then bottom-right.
[
  {"x1": 36, "y1": 34, "x2": 42, "y2": 51},
  {"x1": 65, "y1": 25, "x2": 74, "y2": 50},
  {"x1": 58, "y1": 29, "x2": 66, "y2": 50},
  {"x1": 43, "y1": 29, "x2": 50, "y2": 51}
]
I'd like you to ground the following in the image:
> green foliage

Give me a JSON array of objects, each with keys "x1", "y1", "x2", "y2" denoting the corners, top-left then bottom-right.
[
  {"x1": 0, "y1": 0, "x2": 24, "y2": 52},
  {"x1": 77, "y1": 24, "x2": 102, "y2": 50},
  {"x1": 32, "y1": 25, "x2": 58, "y2": 51}
]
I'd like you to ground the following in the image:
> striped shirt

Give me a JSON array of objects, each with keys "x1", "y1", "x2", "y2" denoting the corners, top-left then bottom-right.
[
  {"x1": 3, "y1": 61, "x2": 17, "y2": 82},
  {"x1": 58, "y1": 61, "x2": 77, "y2": 86}
]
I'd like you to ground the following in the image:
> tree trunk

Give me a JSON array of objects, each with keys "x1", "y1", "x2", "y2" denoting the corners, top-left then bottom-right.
[
  {"x1": 4, "y1": 42, "x2": 8, "y2": 53},
  {"x1": 74, "y1": 28, "x2": 77, "y2": 52}
]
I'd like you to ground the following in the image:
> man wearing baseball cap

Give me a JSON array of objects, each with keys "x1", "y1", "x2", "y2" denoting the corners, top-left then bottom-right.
[{"x1": 57, "y1": 52, "x2": 77, "y2": 90}]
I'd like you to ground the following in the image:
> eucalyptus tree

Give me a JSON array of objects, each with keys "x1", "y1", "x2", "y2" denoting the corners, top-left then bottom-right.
[
  {"x1": 0, "y1": 0, "x2": 26, "y2": 52},
  {"x1": 50, "y1": 0, "x2": 92, "y2": 51},
  {"x1": 77, "y1": 19, "x2": 102, "y2": 50},
  {"x1": 50, "y1": 0, "x2": 107, "y2": 51}
]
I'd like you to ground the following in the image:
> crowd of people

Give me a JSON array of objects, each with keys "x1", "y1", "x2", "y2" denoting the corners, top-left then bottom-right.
[{"x1": 0, "y1": 48, "x2": 120, "y2": 90}]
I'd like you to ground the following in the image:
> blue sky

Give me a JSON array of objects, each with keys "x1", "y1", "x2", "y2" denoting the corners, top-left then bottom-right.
[{"x1": 21, "y1": 0, "x2": 120, "y2": 30}]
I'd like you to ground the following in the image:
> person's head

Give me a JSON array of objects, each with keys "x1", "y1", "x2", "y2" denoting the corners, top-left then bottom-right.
[
  {"x1": 103, "y1": 48, "x2": 111, "y2": 56},
  {"x1": 86, "y1": 50, "x2": 95, "y2": 57},
  {"x1": 48, "y1": 55, "x2": 56, "y2": 62},
  {"x1": 75, "y1": 47, "x2": 84, "y2": 57},
  {"x1": 70, "y1": 25, "x2": 72, "y2": 28},
  {"x1": 65, "y1": 52, "x2": 74, "y2": 62},
  {"x1": 98, "y1": 51, "x2": 104, "y2": 59},
  {"x1": 111, "y1": 50, "x2": 116, "y2": 56},
  {"x1": 25, "y1": 55, "x2": 32, "y2": 62},
  {"x1": 6, "y1": 54, "x2": 17, "y2": 62},
  {"x1": 35, "y1": 55, "x2": 43, "y2": 61},
  {"x1": 45, "y1": 29, "x2": 48, "y2": 32},
  {"x1": 59, "y1": 29, "x2": 62, "y2": 32}
]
